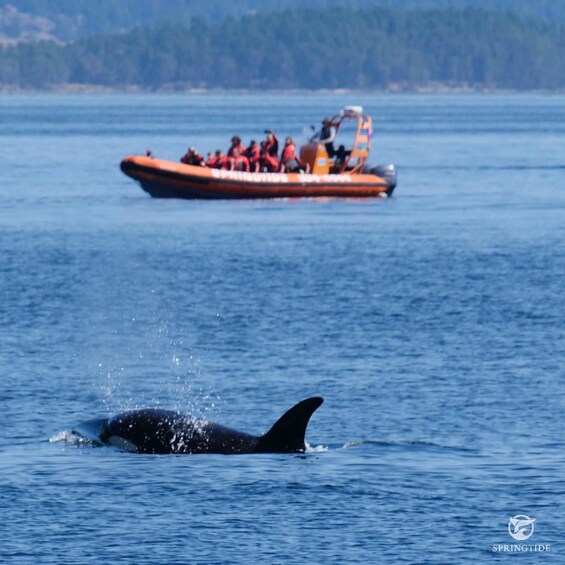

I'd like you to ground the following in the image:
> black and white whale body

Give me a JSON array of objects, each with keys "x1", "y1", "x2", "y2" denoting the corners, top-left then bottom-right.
[{"x1": 74, "y1": 397, "x2": 323, "y2": 454}]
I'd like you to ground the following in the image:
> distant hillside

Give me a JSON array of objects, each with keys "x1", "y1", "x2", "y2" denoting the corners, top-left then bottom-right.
[
  {"x1": 1, "y1": 8, "x2": 564, "y2": 91},
  {"x1": 1, "y1": 0, "x2": 565, "y2": 43}
]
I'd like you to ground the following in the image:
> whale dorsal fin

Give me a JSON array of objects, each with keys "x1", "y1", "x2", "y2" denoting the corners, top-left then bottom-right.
[{"x1": 257, "y1": 397, "x2": 323, "y2": 453}]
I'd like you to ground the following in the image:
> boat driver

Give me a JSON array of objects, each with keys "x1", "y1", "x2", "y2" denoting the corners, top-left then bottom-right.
[{"x1": 320, "y1": 118, "x2": 337, "y2": 158}]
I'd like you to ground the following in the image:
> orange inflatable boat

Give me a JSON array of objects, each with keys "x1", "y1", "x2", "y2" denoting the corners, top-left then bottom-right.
[{"x1": 120, "y1": 106, "x2": 397, "y2": 200}]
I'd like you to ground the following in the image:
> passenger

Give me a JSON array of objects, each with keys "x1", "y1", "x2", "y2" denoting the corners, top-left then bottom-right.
[
  {"x1": 227, "y1": 135, "x2": 245, "y2": 158},
  {"x1": 259, "y1": 148, "x2": 279, "y2": 173},
  {"x1": 320, "y1": 118, "x2": 337, "y2": 158},
  {"x1": 245, "y1": 140, "x2": 261, "y2": 172},
  {"x1": 262, "y1": 130, "x2": 279, "y2": 171},
  {"x1": 232, "y1": 148, "x2": 250, "y2": 172},
  {"x1": 213, "y1": 149, "x2": 233, "y2": 170},
  {"x1": 180, "y1": 146, "x2": 205, "y2": 166},
  {"x1": 332, "y1": 144, "x2": 350, "y2": 172},
  {"x1": 205, "y1": 151, "x2": 217, "y2": 168},
  {"x1": 280, "y1": 137, "x2": 310, "y2": 173},
  {"x1": 264, "y1": 130, "x2": 279, "y2": 160},
  {"x1": 279, "y1": 137, "x2": 303, "y2": 172}
]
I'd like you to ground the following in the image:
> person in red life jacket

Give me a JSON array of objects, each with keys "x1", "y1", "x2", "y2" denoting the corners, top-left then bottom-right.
[
  {"x1": 279, "y1": 136, "x2": 306, "y2": 172},
  {"x1": 180, "y1": 146, "x2": 205, "y2": 166},
  {"x1": 205, "y1": 151, "x2": 217, "y2": 168},
  {"x1": 258, "y1": 147, "x2": 279, "y2": 172},
  {"x1": 213, "y1": 149, "x2": 233, "y2": 170},
  {"x1": 232, "y1": 148, "x2": 250, "y2": 172},
  {"x1": 245, "y1": 140, "x2": 261, "y2": 172},
  {"x1": 227, "y1": 135, "x2": 245, "y2": 158},
  {"x1": 262, "y1": 131, "x2": 279, "y2": 171}
]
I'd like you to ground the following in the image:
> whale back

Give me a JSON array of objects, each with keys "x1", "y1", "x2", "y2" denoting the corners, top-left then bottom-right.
[
  {"x1": 100, "y1": 409, "x2": 259, "y2": 454},
  {"x1": 84, "y1": 397, "x2": 323, "y2": 454},
  {"x1": 101, "y1": 409, "x2": 183, "y2": 453}
]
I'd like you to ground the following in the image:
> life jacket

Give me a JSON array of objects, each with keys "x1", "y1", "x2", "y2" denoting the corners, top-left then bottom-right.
[
  {"x1": 233, "y1": 154, "x2": 250, "y2": 172},
  {"x1": 214, "y1": 156, "x2": 232, "y2": 170},
  {"x1": 246, "y1": 145, "x2": 261, "y2": 164},
  {"x1": 281, "y1": 142, "x2": 297, "y2": 163},
  {"x1": 228, "y1": 143, "x2": 245, "y2": 157},
  {"x1": 261, "y1": 153, "x2": 279, "y2": 172}
]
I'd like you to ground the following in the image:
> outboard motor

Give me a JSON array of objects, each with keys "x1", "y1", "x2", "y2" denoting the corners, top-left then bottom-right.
[{"x1": 364, "y1": 163, "x2": 397, "y2": 194}]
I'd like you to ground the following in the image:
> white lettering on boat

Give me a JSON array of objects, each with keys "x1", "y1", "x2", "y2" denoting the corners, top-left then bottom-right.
[
  {"x1": 210, "y1": 169, "x2": 354, "y2": 184},
  {"x1": 297, "y1": 174, "x2": 353, "y2": 184},
  {"x1": 211, "y1": 169, "x2": 290, "y2": 183}
]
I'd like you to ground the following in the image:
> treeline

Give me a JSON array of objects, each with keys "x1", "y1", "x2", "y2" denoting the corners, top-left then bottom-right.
[
  {"x1": 3, "y1": 0, "x2": 565, "y2": 42},
  {"x1": 1, "y1": 8, "x2": 565, "y2": 90}
]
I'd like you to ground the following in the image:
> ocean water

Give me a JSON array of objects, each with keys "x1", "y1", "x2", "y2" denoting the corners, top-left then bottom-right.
[{"x1": 0, "y1": 93, "x2": 564, "y2": 563}]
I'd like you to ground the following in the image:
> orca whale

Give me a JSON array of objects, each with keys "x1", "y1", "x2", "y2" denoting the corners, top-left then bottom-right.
[{"x1": 74, "y1": 397, "x2": 323, "y2": 454}]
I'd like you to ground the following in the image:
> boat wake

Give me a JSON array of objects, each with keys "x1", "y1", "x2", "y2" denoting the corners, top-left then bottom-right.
[{"x1": 342, "y1": 439, "x2": 474, "y2": 452}]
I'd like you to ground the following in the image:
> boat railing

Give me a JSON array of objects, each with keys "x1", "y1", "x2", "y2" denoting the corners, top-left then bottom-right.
[{"x1": 333, "y1": 113, "x2": 372, "y2": 174}]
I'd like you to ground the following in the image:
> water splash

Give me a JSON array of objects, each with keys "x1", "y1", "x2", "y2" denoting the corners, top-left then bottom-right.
[
  {"x1": 49, "y1": 430, "x2": 97, "y2": 447},
  {"x1": 305, "y1": 442, "x2": 329, "y2": 453},
  {"x1": 94, "y1": 315, "x2": 218, "y2": 418}
]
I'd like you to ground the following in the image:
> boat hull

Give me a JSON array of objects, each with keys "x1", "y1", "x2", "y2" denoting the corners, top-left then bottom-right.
[{"x1": 120, "y1": 156, "x2": 396, "y2": 200}]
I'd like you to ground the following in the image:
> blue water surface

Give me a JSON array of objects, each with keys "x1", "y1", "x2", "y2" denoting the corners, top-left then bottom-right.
[{"x1": 0, "y1": 93, "x2": 564, "y2": 563}]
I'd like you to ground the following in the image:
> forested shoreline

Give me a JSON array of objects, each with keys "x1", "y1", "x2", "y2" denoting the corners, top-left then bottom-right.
[
  {"x1": 3, "y1": 0, "x2": 565, "y2": 43},
  {"x1": 1, "y1": 8, "x2": 564, "y2": 91}
]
